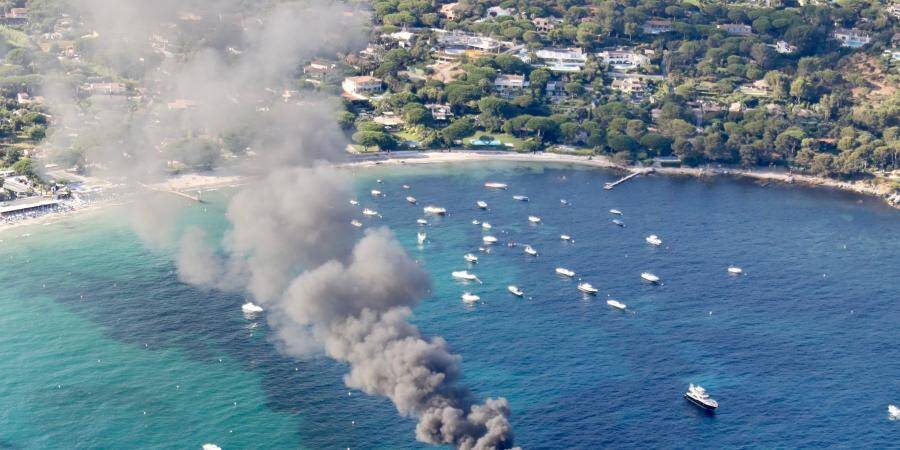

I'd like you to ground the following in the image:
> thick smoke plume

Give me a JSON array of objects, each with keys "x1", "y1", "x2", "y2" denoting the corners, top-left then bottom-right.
[{"x1": 54, "y1": 0, "x2": 517, "y2": 447}]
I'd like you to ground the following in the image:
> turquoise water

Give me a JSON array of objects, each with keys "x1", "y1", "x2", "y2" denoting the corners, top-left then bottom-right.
[{"x1": 1, "y1": 162, "x2": 898, "y2": 448}]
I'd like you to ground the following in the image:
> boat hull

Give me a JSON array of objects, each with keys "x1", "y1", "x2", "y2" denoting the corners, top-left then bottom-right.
[{"x1": 684, "y1": 394, "x2": 717, "y2": 411}]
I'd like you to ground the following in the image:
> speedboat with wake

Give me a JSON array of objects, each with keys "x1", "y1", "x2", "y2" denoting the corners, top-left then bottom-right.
[
  {"x1": 560, "y1": 234, "x2": 572, "y2": 242},
  {"x1": 482, "y1": 235, "x2": 498, "y2": 245},
  {"x1": 889, "y1": 404, "x2": 900, "y2": 420},
  {"x1": 416, "y1": 218, "x2": 428, "y2": 225},
  {"x1": 350, "y1": 219, "x2": 362, "y2": 228},
  {"x1": 242, "y1": 302, "x2": 263, "y2": 314},
  {"x1": 370, "y1": 189, "x2": 382, "y2": 197},
  {"x1": 362, "y1": 208, "x2": 379, "y2": 217},
  {"x1": 609, "y1": 209, "x2": 623, "y2": 215},
  {"x1": 406, "y1": 196, "x2": 417, "y2": 204},
  {"x1": 728, "y1": 266, "x2": 743, "y2": 275},
  {"x1": 451, "y1": 270, "x2": 480, "y2": 282},
  {"x1": 349, "y1": 199, "x2": 359, "y2": 206},
  {"x1": 560, "y1": 199, "x2": 570, "y2": 206},
  {"x1": 481, "y1": 222, "x2": 492, "y2": 229},
  {"x1": 507, "y1": 285, "x2": 524, "y2": 297},
  {"x1": 684, "y1": 384, "x2": 718, "y2": 411},
  {"x1": 512, "y1": 195, "x2": 529, "y2": 202},
  {"x1": 528, "y1": 216, "x2": 541, "y2": 224}
]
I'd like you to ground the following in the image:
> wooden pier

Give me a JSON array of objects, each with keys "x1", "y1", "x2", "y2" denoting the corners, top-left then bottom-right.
[
  {"x1": 604, "y1": 169, "x2": 653, "y2": 190},
  {"x1": 140, "y1": 183, "x2": 204, "y2": 203}
]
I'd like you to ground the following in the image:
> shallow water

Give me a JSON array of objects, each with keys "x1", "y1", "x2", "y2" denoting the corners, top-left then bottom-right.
[{"x1": 1, "y1": 162, "x2": 898, "y2": 449}]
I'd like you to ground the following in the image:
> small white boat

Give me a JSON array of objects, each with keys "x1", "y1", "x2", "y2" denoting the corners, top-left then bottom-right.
[
  {"x1": 417, "y1": 231, "x2": 427, "y2": 244},
  {"x1": 376, "y1": 179, "x2": 383, "y2": 184},
  {"x1": 481, "y1": 222, "x2": 492, "y2": 229},
  {"x1": 406, "y1": 196, "x2": 417, "y2": 204},
  {"x1": 684, "y1": 384, "x2": 718, "y2": 411},
  {"x1": 528, "y1": 216, "x2": 541, "y2": 224},
  {"x1": 476, "y1": 200, "x2": 488, "y2": 209},
  {"x1": 362, "y1": 208, "x2": 379, "y2": 216},
  {"x1": 464, "y1": 253, "x2": 478, "y2": 263},
  {"x1": 523, "y1": 245, "x2": 538, "y2": 256},
  {"x1": 461, "y1": 292, "x2": 480, "y2": 303},
  {"x1": 242, "y1": 302, "x2": 263, "y2": 313},
  {"x1": 607, "y1": 299, "x2": 627, "y2": 310},
  {"x1": 578, "y1": 283, "x2": 598, "y2": 294},
  {"x1": 350, "y1": 219, "x2": 362, "y2": 228},
  {"x1": 512, "y1": 195, "x2": 529, "y2": 202},
  {"x1": 612, "y1": 219, "x2": 625, "y2": 227},
  {"x1": 472, "y1": 219, "x2": 481, "y2": 225},
  {"x1": 484, "y1": 182, "x2": 508, "y2": 189},
  {"x1": 889, "y1": 404, "x2": 900, "y2": 420},
  {"x1": 555, "y1": 267, "x2": 575, "y2": 277},
  {"x1": 641, "y1": 272, "x2": 660, "y2": 283},
  {"x1": 452, "y1": 270, "x2": 478, "y2": 281},
  {"x1": 417, "y1": 218, "x2": 428, "y2": 225},
  {"x1": 508, "y1": 285, "x2": 524, "y2": 297},
  {"x1": 646, "y1": 235, "x2": 662, "y2": 246},
  {"x1": 401, "y1": 184, "x2": 410, "y2": 189},
  {"x1": 371, "y1": 189, "x2": 382, "y2": 197},
  {"x1": 560, "y1": 199, "x2": 569, "y2": 206},
  {"x1": 609, "y1": 209, "x2": 623, "y2": 215},
  {"x1": 560, "y1": 234, "x2": 572, "y2": 241},
  {"x1": 728, "y1": 266, "x2": 743, "y2": 275},
  {"x1": 482, "y1": 235, "x2": 498, "y2": 244},
  {"x1": 349, "y1": 199, "x2": 359, "y2": 206},
  {"x1": 423, "y1": 205, "x2": 447, "y2": 215}
]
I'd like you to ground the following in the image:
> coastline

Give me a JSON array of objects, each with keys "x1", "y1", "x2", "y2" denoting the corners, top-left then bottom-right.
[{"x1": 2, "y1": 150, "x2": 896, "y2": 234}]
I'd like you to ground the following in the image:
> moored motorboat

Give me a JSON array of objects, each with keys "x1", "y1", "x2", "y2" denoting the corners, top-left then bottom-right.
[
  {"x1": 523, "y1": 245, "x2": 538, "y2": 256},
  {"x1": 401, "y1": 184, "x2": 410, "y2": 189},
  {"x1": 349, "y1": 199, "x2": 359, "y2": 206},
  {"x1": 350, "y1": 219, "x2": 362, "y2": 228},
  {"x1": 451, "y1": 270, "x2": 478, "y2": 281},
  {"x1": 528, "y1": 215, "x2": 541, "y2": 224},
  {"x1": 362, "y1": 208, "x2": 379, "y2": 216},
  {"x1": 555, "y1": 267, "x2": 575, "y2": 277},
  {"x1": 684, "y1": 384, "x2": 718, "y2": 411},
  {"x1": 423, "y1": 205, "x2": 447, "y2": 215},
  {"x1": 472, "y1": 219, "x2": 481, "y2": 225},
  {"x1": 646, "y1": 235, "x2": 662, "y2": 246},
  {"x1": 481, "y1": 222, "x2": 492, "y2": 229},
  {"x1": 512, "y1": 195, "x2": 529, "y2": 201},
  {"x1": 609, "y1": 209, "x2": 623, "y2": 215},
  {"x1": 464, "y1": 253, "x2": 478, "y2": 263},
  {"x1": 476, "y1": 200, "x2": 488, "y2": 209},
  {"x1": 482, "y1": 235, "x2": 498, "y2": 244},
  {"x1": 461, "y1": 292, "x2": 480, "y2": 303},
  {"x1": 728, "y1": 266, "x2": 743, "y2": 275},
  {"x1": 371, "y1": 189, "x2": 382, "y2": 197},
  {"x1": 577, "y1": 283, "x2": 598, "y2": 294},
  {"x1": 416, "y1": 218, "x2": 428, "y2": 225},
  {"x1": 606, "y1": 299, "x2": 627, "y2": 310},
  {"x1": 417, "y1": 231, "x2": 427, "y2": 244},
  {"x1": 560, "y1": 234, "x2": 572, "y2": 241},
  {"x1": 507, "y1": 285, "x2": 524, "y2": 297},
  {"x1": 612, "y1": 219, "x2": 625, "y2": 227},
  {"x1": 889, "y1": 404, "x2": 900, "y2": 420},
  {"x1": 560, "y1": 199, "x2": 569, "y2": 206},
  {"x1": 641, "y1": 272, "x2": 660, "y2": 283},
  {"x1": 406, "y1": 196, "x2": 417, "y2": 204},
  {"x1": 484, "y1": 182, "x2": 508, "y2": 189}
]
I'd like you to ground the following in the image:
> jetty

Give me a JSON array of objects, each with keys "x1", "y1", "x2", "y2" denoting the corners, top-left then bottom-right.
[
  {"x1": 604, "y1": 169, "x2": 654, "y2": 190},
  {"x1": 140, "y1": 183, "x2": 204, "y2": 203}
]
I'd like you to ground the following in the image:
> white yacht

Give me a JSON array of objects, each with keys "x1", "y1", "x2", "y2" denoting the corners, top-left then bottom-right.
[
  {"x1": 401, "y1": 184, "x2": 410, "y2": 189},
  {"x1": 461, "y1": 292, "x2": 480, "y2": 303},
  {"x1": 609, "y1": 209, "x2": 623, "y2": 215},
  {"x1": 482, "y1": 235, "x2": 498, "y2": 244},
  {"x1": 646, "y1": 235, "x2": 662, "y2": 246},
  {"x1": 641, "y1": 272, "x2": 660, "y2": 283},
  {"x1": 507, "y1": 285, "x2": 524, "y2": 297},
  {"x1": 242, "y1": 302, "x2": 263, "y2": 313},
  {"x1": 555, "y1": 267, "x2": 575, "y2": 277},
  {"x1": 476, "y1": 200, "x2": 488, "y2": 209},
  {"x1": 416, "y1": 218, "x2": 428, "y2": 225},
  {"x1": 464, "y1": 253, "x2": 479, "y2": 263},
  {"x1": 406, "y1": 196, "x2": 417, "y2": 204},
  {"x1": 684, "y1": 384, "x2": 718, "y2": 411},
  {"x1": 423, "y1": 205, "x2": 447, "y2": 215},
  {"x1": 889, "y1": 404, "x2": 900, "y2": 420},
  {"x1": 481, "y1": 222, "x2": 492, "y2": 229},
  {"x1": 612, "y1": 219, "x2": 625, "y2": 227},
  {"x1": 577, "y1": 283, "x2": 598, "y2": 294},
  {"x1": 606, "y1": 299, "x2": 627, "y2": 310},
  {"x1": 512, "y1": 195, "x2": 529, "y2": 202},
  {"x1": 560, "y1": 199, "x2": 570, "y2": 206},
  {"x1": 451, "y1": 270, "x2": 478, "y2": 281},
  {"x1": 371, "y1": 189, "x2": 382, "y2": 197},
  {"x1": 728, "y1": 266, "x2": 743, "y2": 275},
  {"x1": 484, "y1": 182, "x2": 508, "y2": 189},
  {"x1": 350, "y1": 219, "x2": 362, "y2": 228},
  {"x1": 362, "y1": 208, "x2": 379, "y2": 216},
  {"x1": 376, "y1": 179, "x2": 383, "y2": 184},
  {"x1": 417, "y1": 231, "x2": 427, "y2": 244},
  {"x1": 528, "y1": 216, "x2": 541, "y2": 224},
  {"x1": 523, "y1": 245, "x2": 538, "y2": 256},
  {"x1": 472, "y1": 219, "x2": 481, "y2": 225},
  {"x1": 560, "y1": 234, "x2": 572, "y2": 241},
  {"x1": 349, "y1": 199, "x2": 359, "y2": 206}
]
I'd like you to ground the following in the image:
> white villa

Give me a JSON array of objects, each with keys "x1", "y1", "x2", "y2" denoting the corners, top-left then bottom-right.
[
  {"x1": 494, "y1": 74, "x2": 529, "y2": 98},
  {"x1": 342, "y1": 76, "x2": 383, "y2": 100},
  {"x1": 596, "y1": 49, "x2": 650, "y2": 71},
  {"x1": 534, "y1": 47, "x2": 587, "y2": 72},
  {"x1": 833, "y1": 28, "x2": 871, "y2": 48}
]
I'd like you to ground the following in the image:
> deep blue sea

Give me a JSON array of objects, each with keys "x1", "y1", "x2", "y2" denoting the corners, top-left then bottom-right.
[{"x1": 1, "y1": 162, "x2": 898, "y2": 449}]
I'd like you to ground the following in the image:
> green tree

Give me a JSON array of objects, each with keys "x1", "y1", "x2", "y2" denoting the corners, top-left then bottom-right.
[{"x1": 441, "y1": 118, "x2": 475, "y2": 149}]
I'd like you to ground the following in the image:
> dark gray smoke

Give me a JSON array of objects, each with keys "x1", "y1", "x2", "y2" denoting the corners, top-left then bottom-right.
[{"x1": 51, "y1": 1, "x2": 517, "y2": 447}]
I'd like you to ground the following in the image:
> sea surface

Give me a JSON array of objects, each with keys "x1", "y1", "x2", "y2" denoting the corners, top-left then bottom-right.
[{"x1": 1, "y1": 162, "x2": 898, "y2": 449}]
